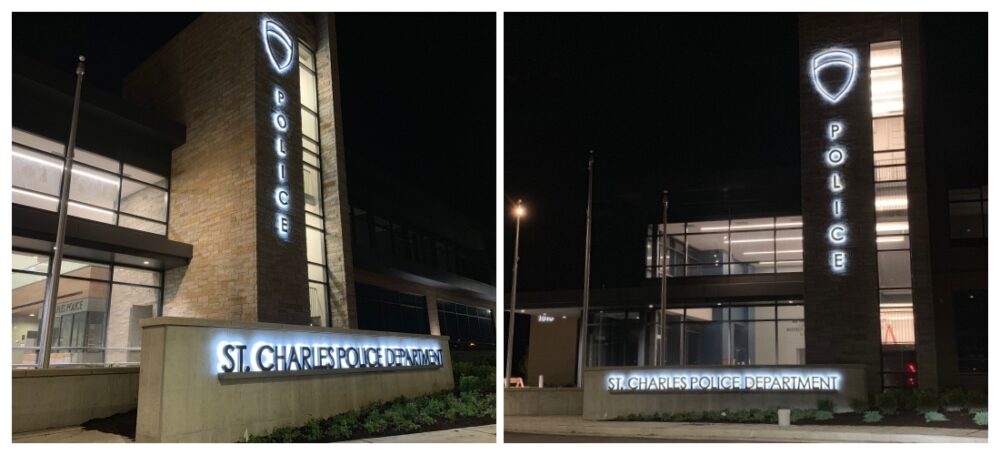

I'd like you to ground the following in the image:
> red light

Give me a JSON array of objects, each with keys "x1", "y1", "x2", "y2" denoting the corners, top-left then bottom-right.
[
  {"x1": 906, "y1": 363, "x2": 917, "y2": 373},
  {"x1": 907, "y1": 377, "x2": 917, "y2": 386}
]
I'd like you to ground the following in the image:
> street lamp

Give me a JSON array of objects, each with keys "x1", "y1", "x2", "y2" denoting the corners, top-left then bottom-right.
[{"x1": 505, "y1": 199, "x2": 525, "y2": 387}]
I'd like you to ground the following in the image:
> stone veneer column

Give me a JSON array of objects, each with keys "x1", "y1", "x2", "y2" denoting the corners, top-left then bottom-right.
[
  {"x1": 124, "y1": 13, "x2": 314, "y2": 324},
  {"x1": 313, "y1": 13, "x2": 358, "y2": 328}
]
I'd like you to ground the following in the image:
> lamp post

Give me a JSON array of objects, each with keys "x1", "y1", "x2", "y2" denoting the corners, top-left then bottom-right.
[
  {"x1": 576, "y1": 151, "x2": 594, "y2": 387},
  {"x1": 657, "y1": 190, "x2": 669, "y2": 366},
  {"x1": 504, "y1": 200, "x2": 525, "y2": 387}
]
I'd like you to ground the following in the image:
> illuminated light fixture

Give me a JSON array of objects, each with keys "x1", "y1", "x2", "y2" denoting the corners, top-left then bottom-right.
[
  {"x1": 825, "y1": 147, "x2": 847, "y2": 167},
  {"x1": 880, "y1": 303, "x2": 913, "y2": 308},
  {"x1": 829, "y1": 172, "x2": 845, "y2": 193},
  {"x1": 262, "y1": 19, "x2": 294, "y2": 73},
  {"x1": 829, "y1": 250, "x2": 847, "y2": 272},
  {"x1": 743, "y1": 250, "x2": 804, "y2": 255},
  {"x1": 875, "y1": 196, "x2": 908, "y2": 210},
  {"x1": 828, "y1": 224, "x2": 847, "y2": 244},
  {"x1": 699, "y1": 221, "x2": 802, "y2": 232},
  {"x1": 29, "y1": 313, "x2": 36, "y2": 317},
  {"x1": 13, "y1": 150, "x2": 120, "y2": 186},
  {"x1": 12, "y1": 188, "x2": 115, "y2": 217},
  {"x1": 810, "y1": 48, "x2": 859, "y2": 104},
  {"x1": 876, "y1": 236, "x2": 906, "y2": 243},
  {"x1": 726, "y1": 236, "x2": 802, "y2": 244},
  {"x1": 757, "y1": 260, "x2": 804, "y2": 265},
  {"x1": 143, "y1": 261, "x2": 150, "y2": 265},
  {"x1": 876, "y1": 221, "x2": 910, "y2": 233}
]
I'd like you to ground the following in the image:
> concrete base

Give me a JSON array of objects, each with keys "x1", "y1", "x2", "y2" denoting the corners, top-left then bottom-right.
[
  {"x1": 12, "y1": 367, "x2": 139, "y2": 433},
  {"x1": 504, "y1": 387, "x2": 583, "y2": 416},
  {"x1": 583, "y1": 365, "x2": 867, "y2": 420},
  {"x1": 347, "y1": 425, "x2": 496, "y2": 443},
  {"x1": 506, "y1": 416, "x2": 988, "y2": 443},
  {"x1": 136, "y1": 317, "x2": 454, "y2": 442}
]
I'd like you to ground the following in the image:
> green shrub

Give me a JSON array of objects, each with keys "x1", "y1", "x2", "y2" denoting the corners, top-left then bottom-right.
[
  {"x1": 923, "y1": 411, "x2": 948, "y2": 423},
  {"x1": 816, "y1": 398, "x2": 835, "y2": 412},
  {"x1": 940, "y1": 388, "x2": 968, "y2": 410},
  {"x1": 966, "y1": 389, "x2": 987, "y2": 407},
  {"x1": 813, "y1": 410, "x2": 834, "y2": 421},
  {"x1": 790, "y1": 409, "x2": 816, "y2": 423},
  {"x1": 862, "y1": 410, "x2": 883, "y2": 423},
  {"x1": 850, "y1": 398, "x2": 871, "y2": 413},
  {"x1": 914, "y1": 389, "x2": 940, "y2": 412},
  {"x1": 972, "y1": 411, "x2": 988, "y2": 426},
  {"x1": 363, "y1": 409, "x2": 389, "y2": 434},
  {"x1": 875, "y1": 390, "x2": 899, "y2": 415}
]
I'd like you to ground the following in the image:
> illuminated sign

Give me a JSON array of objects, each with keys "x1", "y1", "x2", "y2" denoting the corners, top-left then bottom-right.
[
  {"x1": 810, "y1": 49, "x2": 858, "y2": 104},
  {"x1": 605, "y1": 368, "x2": 843, "y2": 393},
  {"x1": 217, "y1": 341, "x2": 445, "y2": 374},
  {"x1": 262, "y1": 19, "x2": 295, "y2": 73},
  {"x1": 811, "y1": 47, "x2": 859, "y2": 273},
  {"x1": 537, "y1": 314, "x2": 555, "y2": 323},
  {"x1": 263, "y1": 17, "x2": 295, "y2": 241}
]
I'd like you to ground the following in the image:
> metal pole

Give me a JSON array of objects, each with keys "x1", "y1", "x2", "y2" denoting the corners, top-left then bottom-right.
[
  {"x1": 504, "y1": 200, "x2": 523, "y2": 387},
  {"x1": 37, "y1": 56, "x2": 86, "y2": 368},
  {"x1": 576, "y1": 151, "x2": 594, "y2": 387},
  {"x1": 657, "y1": 190, "x2": 669, "y2": 366}
]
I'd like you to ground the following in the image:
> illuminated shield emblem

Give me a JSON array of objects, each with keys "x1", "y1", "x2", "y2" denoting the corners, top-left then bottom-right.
[
  {"x1": 810, "y1": 49, "x2": 857, "y2": 104},
  {"x1": 262, "y1": 19, "x2": 294, "y2": 73}
]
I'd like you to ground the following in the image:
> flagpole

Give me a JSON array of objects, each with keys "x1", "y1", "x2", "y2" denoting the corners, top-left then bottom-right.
[
  {"x1": 576, "y1": 151, "x2": 594, "y2": 387},
  {"x1": 657, "y1": 190, "x2": 669, "y2": 366},
  {"x1": 37, "y1": 56, "x2": 86, "y2": 368}
]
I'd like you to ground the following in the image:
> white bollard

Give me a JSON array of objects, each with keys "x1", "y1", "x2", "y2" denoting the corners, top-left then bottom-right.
[
  {"x1": 778, "y1": 408, "x2": 791, "y2": 426},
  {"x1": 538, "y1": 374, "x2": 545, "y2": 388}
]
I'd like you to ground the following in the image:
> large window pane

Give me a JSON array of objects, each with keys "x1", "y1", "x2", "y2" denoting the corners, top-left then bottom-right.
[
  {"x1": 872, "y1": 116, "x2": 906, "y2": 151},
  {"x1": 300, "y1": 69, "x2": 318, "y2": 112},
  {"x1": 12, "y1": 145, "x2": 63, "y2": 196},
  {"x1": 870, "y1": 41, "x2": 902, "y2": 68},
  {"x1": 880, "y1": 306, "x2": 915, "y2": 345},
  {"x1": 69, "y1": 165, "x2": 120, "y2": 210},
  {"x1": 871, "y1": 66, "x2": 904, "y2": 117},
  {"x1": 113, "y1": 266, "x2": 162, "y2": 287},
  {"x1": 730, "y1": 217, "x2": 774, "y2": 231},
  {"x1": 120, "y1": 180, "x2": 168, "y2": 222},
  {"x1": 685, "y1": 322, "x2": 727, "y2": 365},
  {"x1": 308, "y1": 282, "x2": 327, "y2": 327},
  {"x1": 777, "y1": 320, "x2": 806, "y2": 364},
  {"x1": 877, "y1": 250, "x2": 912, "y2": 288},
  {"x1": 301, "y1": 109, "x2": 319, "y2": 142},
  {"x1": 685, "y1": 233, "x2": 728, "y2": 264},
  {"x1": 49, "y1": 278, "x2": 109, "y2": 366},
  {"x1": 306, "y1": 226, "x2": 326, "y2": 265},
  {"x1": 949, "y1": 201, "x2": 984, "y2": 239},
  {"x1": 730, "y1": 230, "x2": 774, "y2": 274},
  {"x1": 304, "y1": 165, "x2": 322, "y2": 215},
  {"x1": 953, "y1": 290, "x2": 987, "y2": 373},
  {"x1": 12, "y1": 272, "x2": 46, "y2": 366},
  {"x1": 123, "y1": 164, "x2": 168, "y2": 188},
  {"x1": 732, "y1": 321, "x2": 776, "y2": 365},
  {"x1": 106, "y1": 284, "x2": 158, "y2": 364},
  {"x1": 118, "y1": 214, "x2": 167, "y2": 235}
]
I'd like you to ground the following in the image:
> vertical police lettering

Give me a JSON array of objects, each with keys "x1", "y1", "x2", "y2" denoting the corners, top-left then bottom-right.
[
  {"x1": 810, "y1": 47, "x2": 858, "y2": 273},
  {"x1": 263, "y1": 17, "x2": 295, "y2": 241}
]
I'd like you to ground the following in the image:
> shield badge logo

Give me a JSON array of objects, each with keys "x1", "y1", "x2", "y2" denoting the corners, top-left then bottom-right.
[
  {"x1": 262, "y1": 19, "x2": 295, "y2": 73},
  {"x1": 810, "y1": 49, "x2": 858, "y2": 104}
]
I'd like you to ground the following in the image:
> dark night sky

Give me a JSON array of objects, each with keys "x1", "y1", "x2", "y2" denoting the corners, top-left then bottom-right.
[
  {"x1": 504, "y1": 13, "x2": 987, "y2": 292},
  {"x1": 11, "y1": 12, "x2": 496, "y2": 241}
]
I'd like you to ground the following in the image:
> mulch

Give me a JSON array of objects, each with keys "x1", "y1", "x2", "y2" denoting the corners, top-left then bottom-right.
[{"x1": 797, "y1": 411, "x2": 986, "y2": 430}]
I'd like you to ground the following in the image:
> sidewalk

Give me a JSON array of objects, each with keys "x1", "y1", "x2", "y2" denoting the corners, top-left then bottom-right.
[
  {"x1": 504, "y1": 416, "x2": 987, "y2": 443},
  {"x1": 13, "y1": 426, "x2": 131, "y2": 443},
  {"x1": 347, "y1": 424, "x2": 496, "y2": 443}
]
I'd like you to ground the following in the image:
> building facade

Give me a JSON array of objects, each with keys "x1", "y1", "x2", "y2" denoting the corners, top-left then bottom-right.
[
  {"x1": 506, "y1": 13, "x2": 985, "y2": 395},
  {"x1": 11, "y1": 12, "x2": 494, "y2": 433}
]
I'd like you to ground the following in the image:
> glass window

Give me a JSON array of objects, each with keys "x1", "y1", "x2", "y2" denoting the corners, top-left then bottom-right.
[
  {"x1": 355, "y1": 283, "x2": 429, "y2": 335},
  {"x1": 437, "y1": 300, "x2": 494, "y2": 350},
  {"x1": 49, "y1": 277, "x2": 110, "y2": 366},
  {"x1": 123, "y1": 164, "x2": 168, "y2": 188},
  {"x1": 775, "y1": 215, "x2": 803, "y2": 229},
  {"x1": 871, "y1": 66, "x2": 904, "y2": 118},
  {"x1": 730, "y1": 217, "x2": 774, "y2": 231},
  {"x1": 949, "y1": 201, "x2": 984, "y2": 238},
  {"x1": 874, "y1": 151, "x2": 906, "y2": 167},
  {"x1": 12, "y1": 272, "x2": 46, "y2": 366},
  {"x1": 953, "y1": 290, "x2": 987, "y2": 373},
  {"x1": 872, "y1": 116, "x2": 906, "y2": 151},
  {"x1": 120, "y1": 180, "x2": 168, "y2": 222},
  {"x1": 308, "y1": 282, "x2": 327, "y2": 327},
  {"x1": 304, "y1": 165, "x2": 322, "y2": 215},
  {"x1": 12, "y1": 130, "x2": 171, "y2": 235},
  {"x1": 306, "y1": 226, "x2": 326, "y2": 265},
  {"x1": 298, "y1": 42, "x2": 316, "y2": 70},
  {"x1": 106, "y1": 284, "x2": 158, "y2": 364},
  {"x1": 12, "y1": 145, "x2": 64, "y2": 196},
  {"x1": 118, "y1": 214, "x2": 167, "y2": 235},
  {"x1": 308, "y1": 263, "x2": 326, "y2": 282},
  {"x1": 776, "y1": 305, "x2": 805, "y2": 319},
  {"x1": 300, "y1": 69, "x2": 318, "y2": 112},
  {"x1": 877, "y1": 250, "x2": 912, "y2": 288},
  {"x1": 301, "y1": 109, "x2": 319, "y2": 142},
  {"x1": 686, "y1": 220, "x2": 728, "y2": 233},
  {"x1": 877, "y1": 234, "x2": 910, "y2": 250},
  {"x1": 685, "y1": 233, "x2": 728, "y2": 264},
  {"x1": 875, "y1": 165, "x2": 907, "y2": 182},
  {"x1": 880, "y1": 306, "x2": 914, "y2": 345},
  {"x1": 729, "y1": 230, "x2": 774, "y2": 274},
  {"x1": 879, "y1": 288, "x2": 912, "y2": 307},
  {"x1": 777, "y1": 320, "x2": 806, "y2": 364},
  {"x1": 870, "y1": 40, "x2": 902, "y2": 68},
  {"x1": 732, "y1": 320, "x2": 776, "y2": 365},
  {"x1": 113, "y1": 266, "x2": 162, "y2": 287}
]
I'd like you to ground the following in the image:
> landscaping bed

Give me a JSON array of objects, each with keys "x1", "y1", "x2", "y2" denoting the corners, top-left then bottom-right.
[{"x1": 795, "y1": 410, "x2": 985, "y2": 429}]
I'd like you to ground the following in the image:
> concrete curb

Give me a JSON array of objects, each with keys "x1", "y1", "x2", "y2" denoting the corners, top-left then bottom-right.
[
  {"x1": 504, "y1": 416, "x2": 987, "y2": 443},
  {"x1": 346, "y1": 424, "x2": 496, "y2": 443}
]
